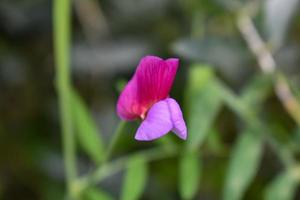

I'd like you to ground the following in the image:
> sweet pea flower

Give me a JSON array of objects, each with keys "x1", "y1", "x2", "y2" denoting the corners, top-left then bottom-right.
[{"x1": 117, "y1": 56, "x2": 187, "y2": 141}]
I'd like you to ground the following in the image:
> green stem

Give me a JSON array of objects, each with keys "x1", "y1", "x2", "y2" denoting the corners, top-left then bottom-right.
[
  {"x1": 77, "y1": 145, "x2": 178, "y2": 192},
  {"x1": 103, "y1": 121, "x2": 126, "y2": 162},
  {"x1": 53, "y1": 0, "x2": 77, "y2": 198},
  {"x1": 220, "y1": 82, "x2": 297, "y2": 169}
]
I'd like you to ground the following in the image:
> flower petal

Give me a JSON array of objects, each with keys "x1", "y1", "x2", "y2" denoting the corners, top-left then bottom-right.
[
  {"x1": 117, "y1": 55, "x2": 179, "y2": 120},
  {"x1": 135, "y1": 99, "x2": 172, "y2": 141},
  {"x1": 136, "y1": 56, "x2": 179, "y2": 107},
  {"x1": 117, "y1": 78, "x2": 143, "y2": 120},
  {"x1": 166, "y1": 98, "x2": 187, "y2": 140},
  {"x1": 135, "y1": 98, "x2": 187, "y2": 141}
]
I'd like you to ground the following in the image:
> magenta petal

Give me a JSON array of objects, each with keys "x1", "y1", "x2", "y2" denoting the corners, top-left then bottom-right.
[
  {"x1": 136, "y1": 56, "x2": 178, "y2": 101},
  {"x1": 165, "y1": 58, "x2": 179, "y2": 70},
  {"x1": 135, "y1": 98, "x2": 187, "y2": 141},
  {"x1": 117, "y1": 78, "x2": 141, "y2": 120},
  {"x1": 135, "y1": 56, "x2": 179, "y2": 110},
  {"x1": 117, "y1": 56, "x2": 179, "y2": 120}
]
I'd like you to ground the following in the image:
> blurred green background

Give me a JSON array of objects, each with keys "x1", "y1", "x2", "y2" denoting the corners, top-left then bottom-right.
[{"x1": 1, "y1": 0, "x2": 300, "y2": 199}]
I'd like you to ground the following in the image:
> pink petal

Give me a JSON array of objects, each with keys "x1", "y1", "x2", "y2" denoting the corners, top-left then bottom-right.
[
  {"x1": 135, "y1": 98, "x2": 187, "y2": 141},
  {"x1": 117, "y1": 55, "x2": 179, "y2": 120},
  {"x1": 136, "y1": 56, "x2": 179, "y2": 107},
  {"x1": 116, "y1": 78, "x2": 141, "y2": 120}
]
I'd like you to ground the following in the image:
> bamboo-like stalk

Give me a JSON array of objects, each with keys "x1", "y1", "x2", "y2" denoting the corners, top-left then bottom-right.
[
  {"x1": 237, "y1": 12, "x2": 300, "y2": 125},
  {"x1": 53, "y1": 0, "x2": 77, "y2": 198}
]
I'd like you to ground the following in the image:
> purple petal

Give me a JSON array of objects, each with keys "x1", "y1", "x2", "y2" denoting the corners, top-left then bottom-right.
[
  {"x1": 135, "y1": 99, "x2": 173, "y2": 141},
  {"x1": 116, "y1": 56, "x2": 179, "y2": 120},
  {"x1": 166, "y1": 98, "x2": 187, "y2": 140},
  {"x1": 135, "y1": 98, "x2": 187, "y2": 141}
]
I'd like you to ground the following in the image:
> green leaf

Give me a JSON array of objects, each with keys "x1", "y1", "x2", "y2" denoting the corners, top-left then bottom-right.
[
  {"x1": 121, "y1": 155, "x2": 148, "y2": 200},
  {"x1": 83, "y1": 187, "x2": 114, "y2": 200},
  {"x1": 185, "y1": 65, "x2": 223, "y2": 150},
  {"x1": 179, "y1": 151, "x2": 201, "y2": 200},
  {"x1": 71, "y1": 90, "x2": 104, "y2": 164},
  {"x1": 223, "y1": 127, "x2": 263, "y2": 200},
  {"x1": 206, "y1": 128, "x2": 225, "y2": 154},
  {"x1": 218, "y1": 82, "x2": 256, "y2": 123},
  {"x1": 241, "y1": 74, "x2": 273, "y2": 107},
  {"x1": 265, "y1": 170, "x2": 298, "y2": 200},
  {"x1": 219, "y1": 75, "x2": 272, "y2": 122}
]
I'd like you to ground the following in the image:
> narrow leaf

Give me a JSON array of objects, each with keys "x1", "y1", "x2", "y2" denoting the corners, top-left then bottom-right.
[
  {"x1": 121, "y1": 155, "x2": 148, "y2": 200},
  {"x1": 206, "y1": 128, "x2": 225, "y2": 154},
  {"x1": 223, "y1": 127, "x2": 263, "y2": 200},
  {"x1": 83, "y1": 187, "x2": 114, "y2": 200},
  {"x1": 71, "y1": 90, "x2": 104, "y2": 163},
  {"x1": 185, "y1": 65, "x2": 223, "y2": 150},
  {"x1": 241, "y1": 74, "x2": 273, "y2": 107},
  {"x1": 179, "y1": 151, "x2": 201, "y2": 200},
  {"x1": 265, "y1": 170, "x2": 298, "y2": 200}
]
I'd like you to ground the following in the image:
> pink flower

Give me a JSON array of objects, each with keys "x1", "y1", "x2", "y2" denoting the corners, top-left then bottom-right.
[
  {"x1": 117, "y1": 55, "x2": 187, "y2": 141},
  {"x1": 117, "y1": 56, "x2": 187, "y2": 141}
]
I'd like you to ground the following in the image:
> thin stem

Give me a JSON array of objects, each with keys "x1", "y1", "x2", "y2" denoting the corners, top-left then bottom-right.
[
  {"x1": 103, "y1": 121, "x2": 126, "y2": 162},
  {"x1": 77, "y1": 145, "x2": 178, "y2": 192},
  {"x1": 219, "y1": 83, "x2": 296, "y2": 169},
  {"x1": 53, "y1": 0, "x2": 77, "y2": 198},
  {"x1": 236, "y1": 12, "x2": 300, "y2": 126}
]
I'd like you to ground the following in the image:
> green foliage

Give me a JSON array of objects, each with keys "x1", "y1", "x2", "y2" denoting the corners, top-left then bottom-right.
[
  {"x1": 71, "y1": 89, "x2": 105, "y2": 164},
  {"x1": 241, "y1": 75, "x2": 273, "y2": 107},
  {"x1": 222, "y1": 127, "x2": 264, "y2": 200},
  {"x1": 185, "y1": 65, "x2": 223, "y2": 150},
  {"x1": 264, "y1": 170, "x2": 298, "y2": 200},
  {"x1": 121, "y1": 155, "x2": 148, "y2": 200},
  {"x1": 53, "y1": 0, "x2": 76, "y2": 197},
  {"x1": 179, "y1": 151, "x2": 201, "y2": 200},
  {"x1": 83, "y1": 187, "x2": 114, "y2": 200},
  {"x1": 7, "y1": 0, "x2": 300, "y2": 199}
]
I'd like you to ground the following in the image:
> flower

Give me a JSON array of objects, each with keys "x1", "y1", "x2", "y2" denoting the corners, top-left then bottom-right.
[{"x1": 117, "y1": 55, "x2": 187, "y2": 141}]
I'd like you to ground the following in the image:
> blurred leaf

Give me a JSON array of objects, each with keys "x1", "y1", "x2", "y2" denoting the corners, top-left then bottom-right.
[
  {"x1": 179, "y1": 151, "x2": 201, "y2": 200},
  {"x1": 83, "y1": 187, "x2": 114, "y2": 200},
  {"x1": 206, "y1": 128, "x2": 225, "y2": 154},
  {"x1": 173, "y1": 38, "x2": 249, "y2": 66},
  {"x1": 172, "y1": 38, "x2": 251, "y2": 82},
  {"x1": 212, "y1": 0, "x2": 242, "y2": 11},
  {"x1": 121, "y1": 155, "x2": 148, "y2": 200},
  {"x1": 241, "y1": 74, "x2": 273, "y2": 106},
  {"x1": 218, "y1": 82, "x2": 257, "y2": 123},
  {"x1": 292, "y1": 126, "x2": 300, "y2": 152},
  {"x1": 71, "y1": 89, "x2": 104, "y2": 164},
  {"x1": 116, "y1": 79, "x2": 127, "y2": 93},
  {"x1": 264, "y1": 0, "x2": 300, "y2": 49},
  {"x1": 186, "y1": 65, "x2": 223, "y2": 150},
  {"x1": 223, "y1": 127, "x2": 263, "y2": 200},
  {"x1": 219, "y1": 75, "x2": 272, "y2": 118},
  {"x1": 43, "y1": 180, "x2": 64, "y2": 200},
  {"x1": 264, "y1": 170, "x2": 298, "y2": 200}
]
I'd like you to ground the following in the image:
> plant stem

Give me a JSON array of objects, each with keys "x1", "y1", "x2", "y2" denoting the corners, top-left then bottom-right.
[
  {"x1": 236, "y1": 12, "x2": 300, "y2": 125},
  {"x1": 103, "y1": 121, "x2": 126, "y2": 162},
  {"x1": 53, "y1": 0, "x2": 77, "y2": 198},
  {"x1": 220, "y1": 82, "x2": 297, "y2": 169},
  {"x1": 77, "y1": 145, "x2": 178, "y2": 192}
]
